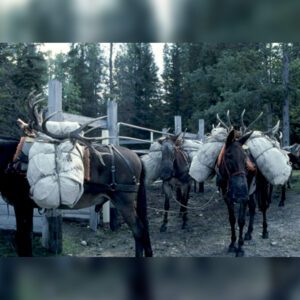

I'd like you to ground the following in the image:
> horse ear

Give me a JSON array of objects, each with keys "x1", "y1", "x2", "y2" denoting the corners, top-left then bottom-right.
[
  {"x1": 238, "y1": 131, "x2": 253, "y2": 145},
  {"x1": 225, "y1": 129, "x2": 236, "y2": 147},
  {"x1": 158, "y1": 137, "x2": 165, "y2": 144}
]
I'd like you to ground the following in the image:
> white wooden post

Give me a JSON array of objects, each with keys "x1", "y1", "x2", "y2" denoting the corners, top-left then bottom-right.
[
  {"x1": 42, "y1": 80, "x2": 63, "y2": 253},
  {"x1": 198, "y1": 119, "x2": 205, "y2": 142},
  {"x1": 174, "y1": 116, "x2": 182, "y2": 135},
  {"x1": 101, "y1": 129, "x2": 110, "y2": 225},
  {"x1": 89, "y1": 207, "x2": 99, "y2": 231},
  {"x1": 107, "y1": 100, "x2": 119, "y2": 230}
]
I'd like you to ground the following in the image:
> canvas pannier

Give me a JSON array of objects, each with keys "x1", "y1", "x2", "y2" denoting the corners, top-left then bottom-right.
[
  {"x1": 245, "y1": 131, "x2": 292, "y2": 185},
  {"x1": 189, "y1": 128, "x2": 227, "y2": 182},
  {"x1": 27, "y1": 121, "x2": 85, "y2": 208}
]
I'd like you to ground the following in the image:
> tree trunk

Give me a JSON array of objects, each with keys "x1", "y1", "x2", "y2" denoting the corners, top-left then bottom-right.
[
  {"x1": 109, "y1": 43, "x2": 113, "y2": 99},
  {"x1": 282, "y1": 45, "x2": 290, "y2": 147}
]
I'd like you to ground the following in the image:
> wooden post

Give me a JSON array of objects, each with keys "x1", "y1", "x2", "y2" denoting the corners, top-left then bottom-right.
[
  {"x1": 89, "y1": 207, "x2": 99, "y2": 232},
  {"x1": 101, "y1": 130, "x2": 110, "y2": 226},
  {"x1": 42, "y1": 80, "x2": 63, "y2": 253},
  {"x1": 107, "y1": 100, "x2": 119, "y2": 230},
  {"x1": 48, "y1": 80, "x2": 63, "y2": 121},
  {"x1": 174, "y1": 116, "x2": 182, "y2": 134},
  {"x1": 198, "y1": 119, "x2": 205, "y2": 142}
]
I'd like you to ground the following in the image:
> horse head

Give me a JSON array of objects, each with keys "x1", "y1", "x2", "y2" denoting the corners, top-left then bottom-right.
[
  {"x1": 158, "y1": 135, "x2": 178, "y2": 181},
  {"x1": 219, "y1": 129, "x2": 253, "y2": 203}
]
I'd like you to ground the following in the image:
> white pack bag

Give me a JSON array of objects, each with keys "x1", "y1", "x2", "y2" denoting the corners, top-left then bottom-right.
[
  {"x1": 27, "y1": 121, "x2": 85, "y2": 208},
  {"x1": 189, "y1": 128, "x2": 227, "y2": 182},
  {"x1": 246, "y1": 131, "x2": 292, "y2": 185}
]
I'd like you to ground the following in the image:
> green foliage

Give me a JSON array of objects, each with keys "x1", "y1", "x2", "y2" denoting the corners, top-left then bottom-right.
[
  {"x1": 49, "y1": 43, "x2": 106, "y2": 117},
  {"x1": 114, "y1": 43, "x2": 161, "y2": 137},
  {"x1": 0, "y1": 43, "x2": 47, "y2": 137}
]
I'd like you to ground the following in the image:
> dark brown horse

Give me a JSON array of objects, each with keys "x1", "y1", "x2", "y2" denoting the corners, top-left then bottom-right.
[
  {"x1": 158, "y1": 135, "x2": 191, "y2": 232},
  {"x1": 0, "y1": 93, "x2": 152, "y2": 257},
  {"x1": 217, "y1": 129, "x2": 272, "y2": 257}
]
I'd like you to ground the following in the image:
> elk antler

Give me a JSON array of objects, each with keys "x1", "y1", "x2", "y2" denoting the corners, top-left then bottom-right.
[
  {"x1": 240, "y1": 109, "x2": 246, "y2": 134},
  {"x1": 216, "y1": 113, "x2": 229, "y2": 130},
  {"x1": 226, "y1": 110, "x2": 233, "y2": 130},
  {"x1": 26, "y1": 90, "x2": 109, "y2": 144},
  {"x1": 263, "y1": 120, "x2": 280, "y2": 137},
  {"x1": 26, "y1": 90, "x2": 46, "y2": 132},
  {"x1": 41, "y1": 112, "x2": 108, "y2": 144},
  {"x1": 241, "y1": 111, "x2": 263, "y2": 133}
]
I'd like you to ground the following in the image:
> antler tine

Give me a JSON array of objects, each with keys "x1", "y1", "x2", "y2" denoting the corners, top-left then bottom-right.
[
  {"x1": 41, "y1": 113, "x2": 108, "y2": 143},
  {"x1": 26, "y1": 90, "x2": 45, "y2": 130},
  {"x1": 263, "y1": 120, "x2": 281, "y2": 137},
  {"x1": 84, "y1": 125, "x2": 103, "y2": 136},
  {"x1": 226, "y1": 110, "x2": 233, "y2": 129},
  {"x1": 216, "y1": 113, "x2": 229, "y2": 130},
  {"x1": 41, "y1": 111, "x2": 68, "y2": 139},
  {"x1": 74, "y1": 116, "x2": 107, "y2": 134},
  {"x1": 181, "y1": 128, "x2": 187, "y2": 140},
  {"x1": 272, "y1": 120, "x2": 280, "y2": 136},
  {"x1": 245, "y1": 111, "x2": 263, "y2": 132},
  {"x1": 241, "y1": 109, "x2": 246, "y2": 134},
  {"x1": 32, "y1": 98, "x2": 45, "y2": 125}
]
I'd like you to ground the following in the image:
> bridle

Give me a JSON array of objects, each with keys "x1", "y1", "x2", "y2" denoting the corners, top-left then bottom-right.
[{"x1": 220, "y1": 143, "x2": 247, "y2": 182}]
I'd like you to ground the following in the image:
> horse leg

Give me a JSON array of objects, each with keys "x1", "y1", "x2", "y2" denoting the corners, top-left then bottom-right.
[
  {"x1": 236, "y1": 202, "x2": 247, "y2": 257},
  {"x1": 259, "y1": 191, "x2": 269, "y2": 239},
  {"x1": 180, "y1": 184, "x2": 190, "y2": 230},
  {"x1": 160, "y1": 182, "x2": 171, "y2": 232},
  {"x1": 13, "y1": 201, "x2": 33, "y2": 257},
  {"x1": 225, "y1": 199, "x2": 237, "y2": 252},
  {"x1": 198, "y1": 182, "x2": 204, "y2": 193},
  {"x1": 262, "y1": 208, "x2": 269, "y2": 239},
  {"x1": 279, "y1": 184, "x2": 285, "y2": 207},
  {"x1": 112, "y1": 193, "x2": 152, "y2": 257},
  {"x1": 245, "y1": 195, "x2": 256, "y2": 241}
]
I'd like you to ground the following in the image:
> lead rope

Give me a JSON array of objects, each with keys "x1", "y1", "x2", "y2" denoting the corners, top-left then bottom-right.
[{"x1": 147, "y1": 190, "x2": 221, "y2": 213}]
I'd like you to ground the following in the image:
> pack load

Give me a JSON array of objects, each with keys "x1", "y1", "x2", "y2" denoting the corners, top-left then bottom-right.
[
  {"x1": 142, "y1": 138, "x2": 203, "y2": 185},
  {"x1": 27, "y1": 121, "x2": 85, "y2": 209},
  {"x1": 189, "y1": 127, "x2": 227, "y2": 182},
  {"x1": 245, "y1": 131, "x2": 292, "y2": 185}
]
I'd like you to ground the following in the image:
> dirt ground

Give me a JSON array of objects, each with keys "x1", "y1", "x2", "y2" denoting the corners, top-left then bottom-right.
[{"x1": 1, "y1": 172, "x2": 300, "y2": 257}]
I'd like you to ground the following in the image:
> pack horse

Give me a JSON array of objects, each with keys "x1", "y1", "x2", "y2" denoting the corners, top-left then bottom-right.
[{"x1": 0, "y1": 91, "x2": 152, "y2": 257}]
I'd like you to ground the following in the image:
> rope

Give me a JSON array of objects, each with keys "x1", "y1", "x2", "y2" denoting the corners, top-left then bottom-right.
[{"x1": 147, "y1": 190, "x2": 221, "y2": 214}]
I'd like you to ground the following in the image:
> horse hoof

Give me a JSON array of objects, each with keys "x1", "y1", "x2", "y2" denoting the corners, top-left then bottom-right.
[
  {"x1": 278, "y1": 202, "x2": 284, "y2": 207},
  {"x1": 262, "y1": 232, "x2": 269, "y2": 239},
  {"x1": 244, "y1": 233, "x2": 252, "y2": 241},
  {"x1": 235, "y1": 249, "x2": 245, "y2": 257},
  {"x1": 160, "y1": 225, "x2": 167, "y2": 232},
  {"x1": 181, "y1": 224, "x2": 191, "y2": 231},
  {"x1": 228, "y1": 244, "x2": 236, "y2": 253}
]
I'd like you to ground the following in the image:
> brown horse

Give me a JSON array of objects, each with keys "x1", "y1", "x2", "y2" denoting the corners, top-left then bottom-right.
[
  {"x1": 0, "y1": 93, "x2": 152, "y2": 257},
  {"x1": 158, "y1": 135, "x2": 192, "y2": 232},
  {"x1": 217, "y1": 129, "x2": 272, "y2": 256}
]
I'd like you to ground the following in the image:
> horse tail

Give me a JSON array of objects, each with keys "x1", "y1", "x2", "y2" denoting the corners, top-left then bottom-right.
[
  {"x1": 137, "y1": 162, "x2": 153, "y2": 256},
  {"x1": 137, "y1": 163, "x2": 149, "y2": 231}
]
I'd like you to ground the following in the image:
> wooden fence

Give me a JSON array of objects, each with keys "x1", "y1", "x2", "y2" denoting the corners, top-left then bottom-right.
[{"x1": 0, "y1": 79, "x2": 205, "y2": 253}]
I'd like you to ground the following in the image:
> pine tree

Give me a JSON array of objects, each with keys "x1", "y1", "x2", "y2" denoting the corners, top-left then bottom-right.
[
  {"x1": 114, "y1": 43, "x2": 161, "y2": 137},
  {"x1": 0, "y1": 43, "x2": 47, "y2": 137},
  {"x1": 65, "y1": 43, "x2": 106, "y2": 117}
]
